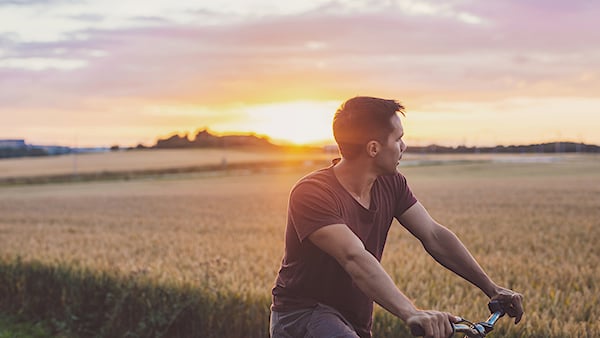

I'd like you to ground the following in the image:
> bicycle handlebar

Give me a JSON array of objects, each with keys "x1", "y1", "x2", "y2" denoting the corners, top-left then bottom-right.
[{"x1": 410, "y1": 300, "x2": 506, "y2": 338}]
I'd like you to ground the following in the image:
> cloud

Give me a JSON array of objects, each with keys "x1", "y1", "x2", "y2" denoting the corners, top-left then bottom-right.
[
  {"x1": 0, "y1": 57, "x2": 87, "y2": 70},
  {"x1": 1, "y1": 0, "x2": 599, "y2": 147},
  {"x1": 0, "y1": 0, "x2": 66, "y2": 5},
  {"x1": 1, "y1": 0, "x2": 599, "y2": 114}
]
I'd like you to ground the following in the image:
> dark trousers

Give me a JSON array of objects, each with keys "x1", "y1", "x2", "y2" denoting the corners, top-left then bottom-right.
[{"x1": 270, "y1": 303, "x2": 360, "y2": 338}]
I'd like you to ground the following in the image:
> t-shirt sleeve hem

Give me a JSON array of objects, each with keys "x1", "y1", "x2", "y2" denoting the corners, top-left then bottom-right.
[
  {"x1": 396, "y1": 198, "x2": 418, "y2": 217},
  {"x1": 297, "y1": 222, "x2": 344, "y2": 243}
]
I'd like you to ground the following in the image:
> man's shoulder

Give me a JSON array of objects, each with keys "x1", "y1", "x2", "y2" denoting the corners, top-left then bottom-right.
[
  {"x1": 290, "y1": 165, "x2": 339, "y2": 199},
  {"x1": 292, "y1": 168, "x2": 332, "y2": 190},
  {"x1": 295, "y1": 162, "x2": 336, "y2": 185}
]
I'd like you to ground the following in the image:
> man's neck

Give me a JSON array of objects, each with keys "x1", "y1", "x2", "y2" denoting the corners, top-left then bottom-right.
[{"x1": 333, "y1": 157, "x2": 377, "y2": 200}]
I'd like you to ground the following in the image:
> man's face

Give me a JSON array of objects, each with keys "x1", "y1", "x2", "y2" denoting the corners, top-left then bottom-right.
[{"x1": 374, "y1": 114, "x2": 406, "y2": 175}]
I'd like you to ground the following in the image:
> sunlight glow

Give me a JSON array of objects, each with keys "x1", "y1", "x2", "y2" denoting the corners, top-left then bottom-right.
[
  {"x1": 217, "y1": 101, "x2": 340, "y2": 145},
  {"x1": 404, "y1": 97, "x2": 600, "y2": 147}
]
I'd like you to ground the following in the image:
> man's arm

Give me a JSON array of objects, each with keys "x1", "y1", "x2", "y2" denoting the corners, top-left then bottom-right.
[
  {"x1": 308, "y1": 223, "x2": 457, "y2": 338},
  {"x1": 398, "y1": 202, "x2": 524, "y2": 323}
]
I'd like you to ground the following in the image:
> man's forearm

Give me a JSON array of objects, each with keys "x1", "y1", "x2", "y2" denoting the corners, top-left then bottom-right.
[
  {"x1": 342, "y1": 249, "x2": 418, "y2": 321},
  {"x1": 424, "y1": 225, "x2": 500, "y2": 298}
]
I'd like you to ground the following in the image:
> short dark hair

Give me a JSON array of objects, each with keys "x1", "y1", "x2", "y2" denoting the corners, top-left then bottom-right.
[{"x1": 333, "y1": 96, "x2": 405, "y2": 160}]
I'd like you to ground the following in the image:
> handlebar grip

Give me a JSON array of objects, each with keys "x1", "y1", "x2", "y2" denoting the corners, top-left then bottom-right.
[
  {"x1": 488, "y1": 300, "x2": 506, "y2": 316},
  {"x1": 409, "y1": 323, "x2": 425, "y2": 337}
]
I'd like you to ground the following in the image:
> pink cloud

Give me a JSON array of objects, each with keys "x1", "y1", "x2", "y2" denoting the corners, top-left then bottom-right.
[{"x1": 1, "y1": 0, "x2": 599, "y2": 113}]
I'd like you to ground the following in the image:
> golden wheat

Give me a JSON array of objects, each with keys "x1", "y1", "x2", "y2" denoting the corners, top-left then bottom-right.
[{"x1": 0, "y1": 153, "x2": 598, "y2": 337}]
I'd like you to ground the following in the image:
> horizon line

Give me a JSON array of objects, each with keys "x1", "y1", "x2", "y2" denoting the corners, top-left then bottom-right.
[{"x1": 3, "y1": 137, "x2": 599, "y2": 150}]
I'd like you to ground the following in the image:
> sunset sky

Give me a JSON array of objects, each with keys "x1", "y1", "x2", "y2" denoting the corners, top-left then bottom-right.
[{"x1": 1, "y1": 0, "x2": 599, "y2": 147}]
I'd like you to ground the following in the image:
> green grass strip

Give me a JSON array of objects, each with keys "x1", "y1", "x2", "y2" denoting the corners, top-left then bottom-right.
[
  {"x1": 0, "y1": 314, "x2": 63, "y2": 338},
  {"x1": 0, "y1": 257, "x2": 270, "y2": 338}
]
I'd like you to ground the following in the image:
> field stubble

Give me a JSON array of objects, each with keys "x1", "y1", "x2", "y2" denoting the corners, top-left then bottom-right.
[{"x1": 0, "y1": 154, "x2": 599, "y2": 337}]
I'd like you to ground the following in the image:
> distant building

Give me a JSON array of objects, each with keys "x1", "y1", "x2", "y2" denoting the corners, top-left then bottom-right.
[{"x1": 0, "y1": 139, "x2": 26, "y2": 148}]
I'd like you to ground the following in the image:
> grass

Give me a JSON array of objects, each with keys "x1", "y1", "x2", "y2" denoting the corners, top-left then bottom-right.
[
  {"x1": 0, "y1": 152, "x2": 599, "y2": 337},
  {"x1": 0, "y1": 314, "x2": 61, "y2": 338},
  {"x1": 0, "y1": 259, "x2": 269, "y2": 338}
]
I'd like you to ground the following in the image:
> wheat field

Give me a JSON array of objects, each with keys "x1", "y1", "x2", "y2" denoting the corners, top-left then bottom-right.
[
  {"x1": 0, "y1": 148, "x2": 332, "y2": 179},
  {"x1": 0, "y1": 152, "x2": 598, "y2": 337}
]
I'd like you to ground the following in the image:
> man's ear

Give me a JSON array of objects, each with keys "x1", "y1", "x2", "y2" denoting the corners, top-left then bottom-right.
[{"x1": 366, "y1": 140, "x2": 380, "y2": 158}]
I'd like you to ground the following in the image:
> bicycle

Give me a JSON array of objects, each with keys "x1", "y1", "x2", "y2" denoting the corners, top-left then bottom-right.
[{"x1": 410, "y1": 300, "x2": 506, "y2": 337}]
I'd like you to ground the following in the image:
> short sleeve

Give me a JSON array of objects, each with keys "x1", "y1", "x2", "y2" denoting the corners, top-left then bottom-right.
[
  {"x1": 289, "y1": 181, "x2": 345, "y2": 242},
  {"x1": 393, "y1": 173, "x2": 418, "y2": 218}
]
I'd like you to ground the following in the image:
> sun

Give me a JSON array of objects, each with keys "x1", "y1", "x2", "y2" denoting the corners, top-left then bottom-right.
[{"x1": 224, "y1": 101, "x2": 340, "y2": 146}]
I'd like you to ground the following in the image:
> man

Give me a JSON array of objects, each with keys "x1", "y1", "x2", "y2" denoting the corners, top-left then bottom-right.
[{"x1": 270, "y1": 96, "x2": 523, "y2": 338}]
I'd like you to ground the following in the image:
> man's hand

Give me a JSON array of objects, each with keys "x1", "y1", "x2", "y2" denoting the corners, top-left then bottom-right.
[
  {"x1": 491, "y1": 287, "x2": 524, "y2": 324},
  {"x1": 407, "y1": 310, "x2": 460, "y2": 338}
]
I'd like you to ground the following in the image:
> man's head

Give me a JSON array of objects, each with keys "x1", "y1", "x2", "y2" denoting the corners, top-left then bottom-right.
[{"x1": 333, "y1": 96, "x2": 406, "y2": 162}]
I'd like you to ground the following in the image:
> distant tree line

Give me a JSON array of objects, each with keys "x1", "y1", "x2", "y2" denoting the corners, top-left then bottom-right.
[
  {"x1": 3, "y1": 134, "x2": 600, "y2": 160},
  {"x1": 152, "y1": 129, "x2": 277, "y2": 149},
  {"x1": 407, "y1": 142, "x2": 600, "y2": 154}
]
